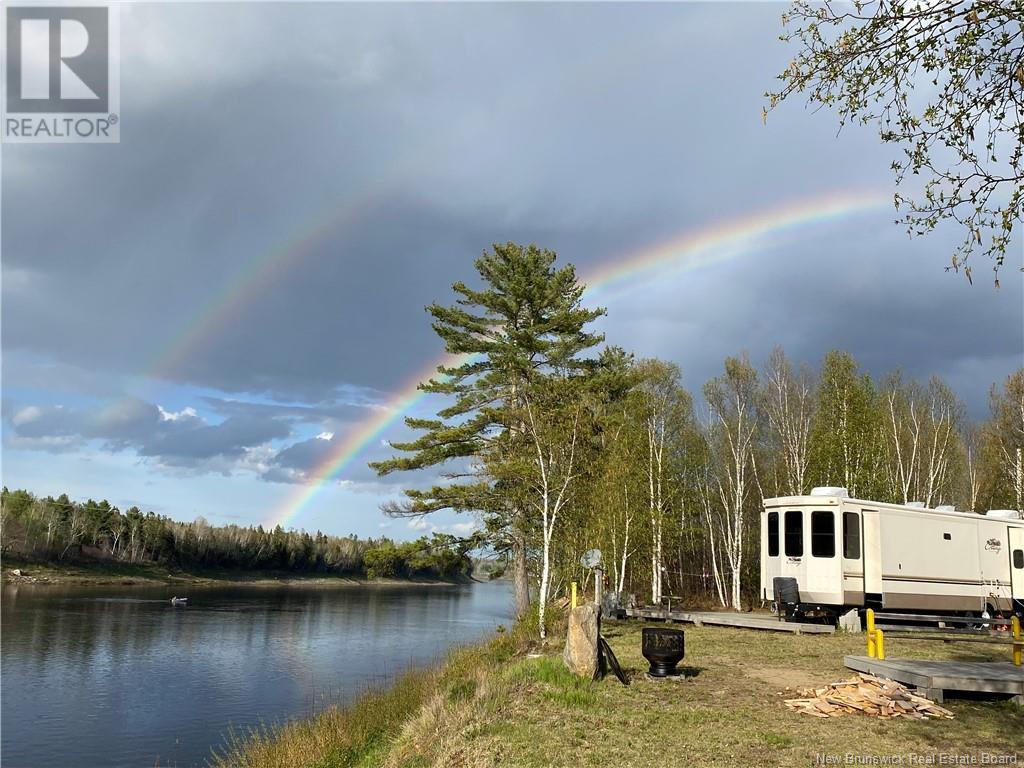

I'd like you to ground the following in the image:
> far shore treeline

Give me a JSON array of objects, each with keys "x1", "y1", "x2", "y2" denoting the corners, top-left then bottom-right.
[{"x1": 0, "y1": 488, "x2": 473, "y2": 581}]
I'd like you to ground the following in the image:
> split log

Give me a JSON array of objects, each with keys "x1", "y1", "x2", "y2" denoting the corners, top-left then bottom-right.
[{"x1": 781, "y1": 675, "x2": 953, "y2": 720}]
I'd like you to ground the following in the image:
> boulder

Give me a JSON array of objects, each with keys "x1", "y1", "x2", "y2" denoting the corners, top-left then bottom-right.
[{"x1": 563, "y1": 603, "x2": 600, "y2": 679}]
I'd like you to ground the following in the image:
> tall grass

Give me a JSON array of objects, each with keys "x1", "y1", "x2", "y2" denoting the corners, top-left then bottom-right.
[
  {"x1": 213, "y1": 668, "x2": 434, "y2": 768},
  {"x1": 212, "y1": 616, "x2": 538, "y2": 768},
  {"x1": 508, "y1": 657, "x2": 596, "y2": 708}
]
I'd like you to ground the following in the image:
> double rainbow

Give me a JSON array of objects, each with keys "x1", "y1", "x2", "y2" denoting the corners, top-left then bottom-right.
[{"x1": 262, "y1": 188, "x2": 890, "y2": 529}]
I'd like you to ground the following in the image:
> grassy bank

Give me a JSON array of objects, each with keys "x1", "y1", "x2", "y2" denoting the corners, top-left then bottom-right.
[
  {"x1": 0, "y1": 556, "x2": 466, "y2": 588},
  {"x1": 219, "y1": 611, "x2": 1024, "y2": 768},
  {"x1": 213, "y1": 617, "x2": 540, "y2": 768}
]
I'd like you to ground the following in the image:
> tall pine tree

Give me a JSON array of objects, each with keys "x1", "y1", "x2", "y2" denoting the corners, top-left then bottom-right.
[{"x1": 371, "y1": 242, "x2": 604, "y2": 618}]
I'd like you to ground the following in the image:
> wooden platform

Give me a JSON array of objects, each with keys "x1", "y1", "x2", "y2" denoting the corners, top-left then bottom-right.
[
  {"x1": 844, "y1": 656, "x2": 1024, "y2": 703},
  {"x1": 622, "y1": 607, "x2": 834, "y2": 634}
]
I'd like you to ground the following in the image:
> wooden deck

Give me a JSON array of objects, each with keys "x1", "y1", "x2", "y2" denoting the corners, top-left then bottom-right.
[
  {"x1": 622, "y1": 607, "x2": 834, "y2": 634},
  {"x1": 844, "y1": 656, "x2": 1024, "y2": 703}
]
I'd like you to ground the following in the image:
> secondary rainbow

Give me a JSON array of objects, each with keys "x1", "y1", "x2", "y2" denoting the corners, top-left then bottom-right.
[
  {"x1": 142, "y1": 190, "x2": 391, "y2": 383},
  {"x1": 264, "y1": 188, "x2": 890, "y2": 529}
]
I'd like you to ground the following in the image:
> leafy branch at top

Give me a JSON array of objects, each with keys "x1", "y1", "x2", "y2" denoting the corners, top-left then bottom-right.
[{"x1": 766, "y1": 0, "x2": 1024, "y2": 285}]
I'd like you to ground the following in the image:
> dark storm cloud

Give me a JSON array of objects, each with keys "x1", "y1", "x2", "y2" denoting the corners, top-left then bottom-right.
[
  {"x1": 199, "y1": 394, "x2": 376, "y2": 426},
  {"x1": 261, "y1": 426, "x2": 464, "y2": 493},
  {"x1": 139, "y1": 413, "x2": 290, "y2": 461},
  {"x1": 264, "y1": 434, "x2": 337, "y2": 481},
  {"x1": 261, "y1": 431, "x2": 382, "y2": 486},
  {"x1": 600, "y1": 221, "x2": 1022, "y2": 418},
  {"x1": 3, "y1": 2, "x2": 905, "y2": 401},
  {"x1": 9, "y1": 398, "x2": 165, "y2": 446},
  {"x1": 2, "y1": 0, "x2": 1020, "y2": 486}
]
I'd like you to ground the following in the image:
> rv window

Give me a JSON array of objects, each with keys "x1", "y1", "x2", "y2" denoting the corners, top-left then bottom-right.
[
  {"x1": 811, "y1": 511, "x2": 835, "y2": 558},
  {"x1": 767, "y1": 512, "x2": 779, "y2": 557},
  {"x1": 784, "y1": 511, "x2": 803, "y2": 557},
  {"x1": 1014, "y1": 549, "x2": 1024, "y2": 569},
  {"x1": 842, "y1": 512, "x2": 860, "y2": 559}
]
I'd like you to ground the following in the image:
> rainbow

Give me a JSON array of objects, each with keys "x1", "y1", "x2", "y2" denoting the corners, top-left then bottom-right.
[
  {"x1": 261, "y1": 188, "x2": 890, "y2": 529},
  {"x1": 143, "y1": 191, "x2": 390, "y2": 383},
  {"x1": 262, "y1": 351, "x2": 463, "y2": 530}
]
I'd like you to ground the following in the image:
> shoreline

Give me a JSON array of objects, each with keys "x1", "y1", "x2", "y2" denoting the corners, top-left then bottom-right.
[
  {"x1": 212, "y1": 617, "x2": 531, "y2": 768},
  {"x1": 0, "y1": 558, "x2": 478, "y2": 589},
  {"x1": 214, "y1": 614, "x2": 1023, "y2": 768}
]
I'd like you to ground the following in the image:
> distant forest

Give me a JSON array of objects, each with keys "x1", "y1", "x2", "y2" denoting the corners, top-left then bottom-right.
[{"x1": 0, "y1": 488, "x2": 473, "y2": 581}]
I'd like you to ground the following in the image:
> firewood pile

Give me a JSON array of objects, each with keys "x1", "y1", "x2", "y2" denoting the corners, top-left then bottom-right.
[{"x1": 782, "y1": 673, "x2": 954, "y2": 719}]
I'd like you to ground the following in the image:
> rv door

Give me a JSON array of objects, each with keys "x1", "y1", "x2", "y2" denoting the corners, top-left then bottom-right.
[
  {"x1": 841, "y1": 509, "x2": 865, "y2": 607},
  {"x1": 1010, "y1": 526, "x2": 1024, "y2": 608}
]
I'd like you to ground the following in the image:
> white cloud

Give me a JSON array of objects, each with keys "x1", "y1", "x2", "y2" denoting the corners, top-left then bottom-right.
[
  {"x1": 11, "y1": 406, "x2": 42, "y2": 427},
  {"x1": 158, "y1": 405, "x2": 199, "y2": 422},
  {"x1": 445, "y1": 520, "x2": 479, "y2": 536},
  {"x1": 5, "y1": 434, "x2": 78, "y2": 451}
]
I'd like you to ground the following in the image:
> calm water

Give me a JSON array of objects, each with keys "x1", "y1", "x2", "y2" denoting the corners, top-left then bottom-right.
[{"x1": 1, "y1": 580, "x2": 512, "y2": 768}]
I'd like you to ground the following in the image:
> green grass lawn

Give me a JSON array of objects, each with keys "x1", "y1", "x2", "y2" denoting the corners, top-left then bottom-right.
[
  {"x1": 456, "y1": 623, "x2": 1023, "y2": 768},
  {"x1": 219, "y1": 616, "x2": 1023, "y2": 768}
]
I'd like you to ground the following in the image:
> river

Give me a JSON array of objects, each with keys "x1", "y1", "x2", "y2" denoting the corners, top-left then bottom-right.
[{"x1": 1, "y1": 579, "x2": 513, "y2": 768}]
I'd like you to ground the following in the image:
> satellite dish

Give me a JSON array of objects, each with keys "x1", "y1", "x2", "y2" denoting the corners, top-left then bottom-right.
[{"x1": 580, "y1": 549, "x2": 602, "y2": 569}]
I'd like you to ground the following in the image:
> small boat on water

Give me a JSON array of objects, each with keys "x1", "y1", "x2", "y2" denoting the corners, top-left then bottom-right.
[{"x1": 170, "y1": 596, "x2": 188, "y2": 606}]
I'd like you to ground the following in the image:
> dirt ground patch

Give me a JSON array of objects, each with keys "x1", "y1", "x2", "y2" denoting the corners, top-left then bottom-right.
[{"x1": 745, "y1": 665, "x2": 821, "y2": 690}]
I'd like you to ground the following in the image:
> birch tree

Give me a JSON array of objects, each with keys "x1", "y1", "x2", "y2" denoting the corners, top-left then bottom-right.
[
  {"x1": 882, "y1": 373, "x2": 963, "y2": 506},
  {"x1": 761, "y1": 346, "x2": 815, "y2": 496},
  {"x1": 592, "y1": 393, "x2": 642, "y2": 596},
  {"x1": 979, "y1": 369, "x2": 1024, "y2": 514},
  {"x1": 767, "y1": 0, "x2": 1024, "y2": 282},
  {"x1": 809, "y1": 351, "x2": 884, "y2": 498},
  {"x1": 635, "y1": 360, "x2": 692, "y2": 605},
  {"x1": 962, "y1": 423, "x2": 983, "y2": 512},
  {"x1": 703, "y1": 355, "x2": 759, "y2": 611},
  {"x1": 586, "y1": 348, "x2": 643, "y2": 597},
  {"x1": 917, "y1": 378, "x2": 963, "y2": 506},
  {"x1": 697, "y1": 463, "x2": 729, "y2": 608},
  {"x1": 504, "y1": 378, "x2": 589, "y2": 639}
]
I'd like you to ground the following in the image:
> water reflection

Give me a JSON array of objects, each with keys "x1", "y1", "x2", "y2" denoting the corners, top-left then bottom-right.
[{"x1": 2, "y1": 581, "x2": 512, "y2": 768}]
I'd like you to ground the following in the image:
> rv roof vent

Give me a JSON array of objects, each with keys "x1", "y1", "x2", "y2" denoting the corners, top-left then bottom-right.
[
  {"x1": 810, "y1": 486, "x2": 848, "y2": 497},
  {"x1": 985, "y1": 509, "x2": 1022, "y2": 519},
  {"x1": 935, "y1": 505, "x2": 957, "y2": 512},
  {"x1": 906, "y1": 501, "x2": 926, "y2": 508}
]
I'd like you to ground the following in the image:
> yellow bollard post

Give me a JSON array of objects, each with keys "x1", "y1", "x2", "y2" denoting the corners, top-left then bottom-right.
[
  {"x1": 876, "y1": 628, "x2": 886, "y2": 660},
  {"x1": 866, "y1": 609, "x2": 876, "y2": 658},
  {"x1": 571, "y1": 582, "x2": 578, "y2": 610},
  {"x1": 1012, "y1": 616, "x2": 1022, "y2": 667}
]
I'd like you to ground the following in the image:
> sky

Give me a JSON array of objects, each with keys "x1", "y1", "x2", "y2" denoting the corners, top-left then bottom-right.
[{"x1": 2, "y1": 2, "x2": 1021, "y2": 540}]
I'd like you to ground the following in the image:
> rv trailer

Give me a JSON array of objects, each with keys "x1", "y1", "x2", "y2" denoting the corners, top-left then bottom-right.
[{"x1": 759, "y1": 488, "x2": 1024, "y2": 622}]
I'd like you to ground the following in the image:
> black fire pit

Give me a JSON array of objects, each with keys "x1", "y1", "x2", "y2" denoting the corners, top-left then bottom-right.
[{"x1": 642, "y1": 627, "x2": 685, "y2": 677}]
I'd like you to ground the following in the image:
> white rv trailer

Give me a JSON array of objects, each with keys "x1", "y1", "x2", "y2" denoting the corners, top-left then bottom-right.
[{"x1": 759, "y1": 488, "x2": 1024, "y2": 620}]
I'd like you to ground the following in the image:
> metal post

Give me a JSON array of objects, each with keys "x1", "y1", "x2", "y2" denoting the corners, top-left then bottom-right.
[
  {"x1": 876, "y1": 628, "x2": 886, "y2": 660},
  {"x1": 1012, "y1": 616, "x2": 1022, "y2": 667},
  {"x1": 595, "y1": 567, "x2": 603, "y2": 611},
  {"x1": 866, "y1": 609, "x2": 876, "y2": 658},
  {"x1": 571, "y1": 582, "x2": 578, "y2": 610}
]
